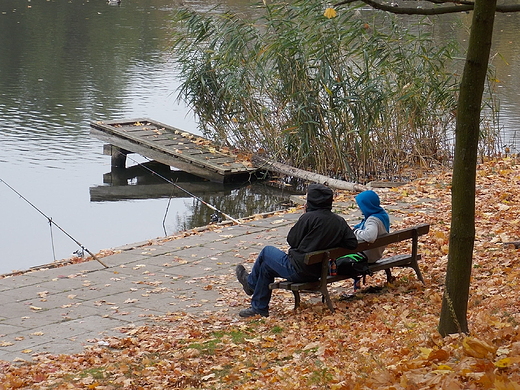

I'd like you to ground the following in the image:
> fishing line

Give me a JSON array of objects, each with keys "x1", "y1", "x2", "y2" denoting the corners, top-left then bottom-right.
[
  {"x1": 48, "y1": 217, "x2": 57, "y2": 261},
  {"x1": 121, "y1": 152, "x2": 241, "y2": 224},
  {"x1": 0, "y1": 178, "x2": 108, "y2": 268},
  {"x1": 162, "y1": 190, "x2": 174, "y2": 236}
]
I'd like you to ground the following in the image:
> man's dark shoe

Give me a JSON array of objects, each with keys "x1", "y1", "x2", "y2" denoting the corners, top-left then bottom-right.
[
  {"x1": 239, "y1": 307, "x2": 269, "y2": 318},
  {"x1": 236, "y1": 265, "x2": 254, "y2": 296}
]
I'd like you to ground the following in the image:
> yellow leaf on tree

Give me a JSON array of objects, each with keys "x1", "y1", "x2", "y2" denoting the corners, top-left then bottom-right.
[{"x1": 324, "y1": 7, "x2": 337, "y2": 18}]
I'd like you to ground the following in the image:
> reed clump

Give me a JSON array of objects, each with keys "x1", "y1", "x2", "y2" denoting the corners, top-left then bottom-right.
[{"x1": 172, "y1": 1, "x2": 472, "y2": 183}]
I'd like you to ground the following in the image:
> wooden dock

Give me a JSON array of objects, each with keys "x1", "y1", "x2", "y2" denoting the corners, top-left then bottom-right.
[{"x1": 90, "y1": 118, "x2": 258, "y2": 183}]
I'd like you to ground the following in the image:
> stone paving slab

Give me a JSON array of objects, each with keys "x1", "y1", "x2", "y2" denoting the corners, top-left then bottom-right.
[{"x1": 0, "y1": 212, "x2": 303, "y2": 363}]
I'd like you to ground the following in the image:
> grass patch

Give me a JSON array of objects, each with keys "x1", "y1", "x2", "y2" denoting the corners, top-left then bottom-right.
[
  {"x1": 79, "y1": 367, "x2": 106, "y2": 380},
  {"x1": 188, "y1": 329, "x2": 250, "y2": 355},
  {"x1": 271, "y1": 325, "x2": 284, "y2": 334}
]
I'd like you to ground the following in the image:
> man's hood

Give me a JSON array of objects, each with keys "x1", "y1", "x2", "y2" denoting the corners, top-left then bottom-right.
[{"x1": 306, "y1": 184, "x2": 333, "y2": 211}]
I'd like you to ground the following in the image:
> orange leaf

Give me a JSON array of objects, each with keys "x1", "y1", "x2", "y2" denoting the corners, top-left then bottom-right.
[
  {"x1": 428, "y1": 348, "x2": 450, "y2": 361},
  {"x1": 463, "y1": 337, "x2": 496, "y2": 358}
]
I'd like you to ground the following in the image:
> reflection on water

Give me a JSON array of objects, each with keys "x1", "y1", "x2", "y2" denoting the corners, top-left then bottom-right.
[
  {"x1": 90, "y1": 163, "x2": 298, "y2": 229},
  {"x1": 1, "y1": 0, "x2": 519, "y2": 274}
]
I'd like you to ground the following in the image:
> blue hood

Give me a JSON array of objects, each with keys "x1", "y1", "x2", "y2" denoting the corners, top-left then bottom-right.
[{"x1": 354, "y1": 190, "x2": 390, "y2": 232}]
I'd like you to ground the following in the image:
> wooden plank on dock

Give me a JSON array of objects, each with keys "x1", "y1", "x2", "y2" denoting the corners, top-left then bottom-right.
[{"x1": 90, "y1": 118, "x2": 257, "y2": 183}]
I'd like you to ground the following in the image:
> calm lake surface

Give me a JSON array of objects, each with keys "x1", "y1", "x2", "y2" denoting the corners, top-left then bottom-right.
[
  {"x1": 1, "y1": 0, "x2": 519, "y2": 275},
  {"x1": 0, "y1": 0, "x2": 298, "y2": 275}
]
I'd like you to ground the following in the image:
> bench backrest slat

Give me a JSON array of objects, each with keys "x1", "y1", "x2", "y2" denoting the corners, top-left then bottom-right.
[{"x1": 304, "y1": 223, "x2": 430, "y2": 265}]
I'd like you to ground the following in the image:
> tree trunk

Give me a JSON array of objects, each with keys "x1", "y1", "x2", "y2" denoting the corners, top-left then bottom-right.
[
  {"x1": 252, "y1": 154, "x2": 367, "y2": 192},
  {"x1": 438, "y1": 0, "x2": 497, "y2": 336}
]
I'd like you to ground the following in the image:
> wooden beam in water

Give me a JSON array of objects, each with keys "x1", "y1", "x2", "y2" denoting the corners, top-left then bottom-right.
[{"x1": 89, "y1": 182, "x2": 234, "y2": 202}]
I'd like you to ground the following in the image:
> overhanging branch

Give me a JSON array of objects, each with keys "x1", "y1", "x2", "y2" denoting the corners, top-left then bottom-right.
[{"x1": 335, "y1": 0, "x2": 520, "y2": 14}]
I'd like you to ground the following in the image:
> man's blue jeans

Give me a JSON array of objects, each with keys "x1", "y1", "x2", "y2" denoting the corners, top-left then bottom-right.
[{"x1": 247, "y1": 246, "x2": 317, "y2": 315}]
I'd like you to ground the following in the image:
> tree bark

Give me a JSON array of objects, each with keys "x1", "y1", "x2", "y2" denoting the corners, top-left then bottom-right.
[
  {"x1": 438, "y1": 0, "x2": 497, "y2": 336},
  {"x1": 252, "y1": 154, "x2": 367, "y2": 192}
]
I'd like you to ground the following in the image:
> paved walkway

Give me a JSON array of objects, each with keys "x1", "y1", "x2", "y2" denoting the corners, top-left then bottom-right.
[
  {"x1": 1, "y1": 191, "x2": 429, "y2": 364},
  {"x1": 1, "y1": 210, "x2": 309, "y2": 363}
]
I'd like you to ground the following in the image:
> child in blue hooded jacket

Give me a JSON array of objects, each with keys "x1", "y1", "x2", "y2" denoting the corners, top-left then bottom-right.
[
  {"x1": 337, "y1": 190, "x2": 392, "y2": 293},
  {"x1": 353, "y1": 190, "x2": 390, "y2": 263}
]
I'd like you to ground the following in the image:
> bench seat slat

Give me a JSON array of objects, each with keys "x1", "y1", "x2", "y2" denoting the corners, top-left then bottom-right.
[
  {"x1": 369, "y1": 254, "x2": 415, "y2": 271},
  {"x1": 291, "y1": 282, "x2": 320, "y2": 291},
  {"x1": 278, "y1": 281, "x2": 294, "y2": 289}
]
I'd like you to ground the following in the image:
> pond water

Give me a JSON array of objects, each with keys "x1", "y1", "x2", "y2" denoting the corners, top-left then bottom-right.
[
  {"x1": 0, "y1": 0, "x2": 299, "y2": 275},
  {"x1": 0, "y1": 0, "x2": 519, "y2": 275}
]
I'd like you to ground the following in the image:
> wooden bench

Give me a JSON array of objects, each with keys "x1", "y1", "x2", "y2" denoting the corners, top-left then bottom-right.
[{"x1": 269, "y1": 223, "x2": 430, "y2": 312}]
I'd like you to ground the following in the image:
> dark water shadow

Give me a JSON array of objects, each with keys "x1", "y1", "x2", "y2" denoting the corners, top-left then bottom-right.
[{"x1": 89, "y1": 161, "x2": 304, "y2": 230}]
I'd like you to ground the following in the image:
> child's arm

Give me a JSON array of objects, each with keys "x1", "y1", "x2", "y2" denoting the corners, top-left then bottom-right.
[{"x1": 354, "y1": 217, "x2": 381, "y2": 243}]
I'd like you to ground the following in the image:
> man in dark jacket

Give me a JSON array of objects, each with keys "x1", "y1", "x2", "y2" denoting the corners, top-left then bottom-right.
[{"x1": 236, "y1": 183, "x2": 357, "y2": 317}]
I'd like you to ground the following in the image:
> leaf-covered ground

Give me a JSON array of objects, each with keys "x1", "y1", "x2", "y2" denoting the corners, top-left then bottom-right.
[{"x1": 1, "y1": 157, "x2": 519, "y2": 390}]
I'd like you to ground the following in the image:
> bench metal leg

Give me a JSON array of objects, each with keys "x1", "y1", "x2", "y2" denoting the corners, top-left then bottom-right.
[
  {"x1": 410, "y1": 231, "x2": 425, "y2": 284},
  {"x1": 292, "y1": 291, "x2": 301, "y2": 310},
  {"x1": 321, "y1": 289, "x2": 335, "y2": 313},
  {"x1": 411, "y1": 261, "x2": 425, "y2": 284},
  {"x1": 293, "y1": 290, "x2": 335, "y2": 312},
  {"x1": 385, "y1": 268, "x2": 396, "y2": 283}
]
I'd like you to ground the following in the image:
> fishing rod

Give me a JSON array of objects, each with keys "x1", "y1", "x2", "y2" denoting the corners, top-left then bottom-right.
[
  {"x1": 121, "y1": 152, "x2": 241, "y2": 224},
  {"x1": 0, "y1": 178, "x2": 108, "y2": 268}
]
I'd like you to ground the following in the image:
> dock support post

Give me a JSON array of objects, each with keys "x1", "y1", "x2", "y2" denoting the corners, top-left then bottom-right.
[{"x1": 103, "y1": 144, "x2": 128, "y2": 168}]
